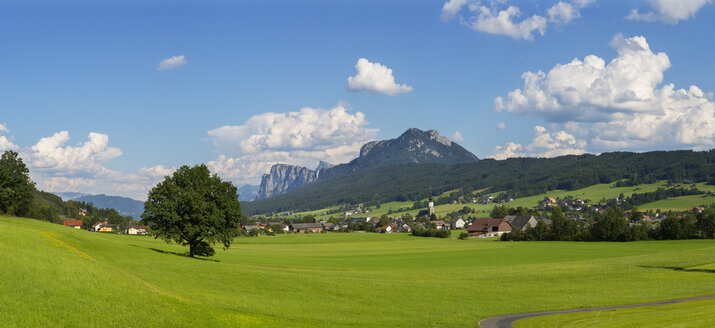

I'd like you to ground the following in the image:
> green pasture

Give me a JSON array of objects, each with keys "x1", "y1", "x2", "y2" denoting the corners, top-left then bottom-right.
[
  {"x1": 262, "y1": 180, "x2": 714, "y2": 221},
  {"x1": 639, "y1": 194, "x2": 715, "y2": 212},
  {"x1": 1, "y1": 216, "x2": 714, "y2": 327},
  {"x1": 513, "y1": 298, "x2": 715, "y2": 328}
]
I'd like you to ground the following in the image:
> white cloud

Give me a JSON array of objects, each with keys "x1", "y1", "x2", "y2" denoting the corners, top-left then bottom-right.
[
  {"x1": 347, "y1": 58, "x2": 413, "y2": 96},
  {"x1": 548, "y1": 2, "x2": 580, "y2": 24},
  {"x1": 157, "y1": 55, "x2": 187, "y2": 71},
  {"x1": 441, "y1": 0, "x2": 468, "y2": 21},
  {"x1": 444, "y1": 1, "x2": 593, "y2": 41},
  {"x1": 207, "y1": 104, "x2": 378, "y2": 185},
  {"x1": 494, "y1": 34, "x2": 715, "y2": 151},
  {"x1": 497, "y1": 122, "x2": 506, "y2": 130},
  {"x1": 15, "y1": 130, "x2": 173, "y2": 200},
  {"x1": 451, "y1": 131, "x2": 465, "y2": 142},
  {"x1": 27, "y1": 131, "x2": 122, "y2": 175},
  {"x1": 469, "y1": 5, "x2": 548, "y2": 41},
  {"x1": 491, "y1": 126, "x2": 586, "y2": 159},
  {"x1": 627, "y1": 0, "x2": 711, "y2": 24},
  {"x1": 0, "y1": 123, "x2": 18, "y2": 151}
]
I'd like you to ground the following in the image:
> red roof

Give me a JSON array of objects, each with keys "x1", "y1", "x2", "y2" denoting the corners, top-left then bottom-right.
[{"x1": 62, "y1": 220, "x2": 82, "y2": 227}]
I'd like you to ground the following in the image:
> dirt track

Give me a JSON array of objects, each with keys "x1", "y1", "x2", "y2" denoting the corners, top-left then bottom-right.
[{"x1": 478, "y1": 294, "x2": 715, "y2": 328}]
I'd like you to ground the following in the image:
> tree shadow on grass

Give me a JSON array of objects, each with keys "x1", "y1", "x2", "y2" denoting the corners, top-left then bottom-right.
[
  {"x1": 641, "y1": 265, "x2": 714, "y2": 274},
  {"x1": 128, "y1": 244, "x2": 219, "y2": 262}
]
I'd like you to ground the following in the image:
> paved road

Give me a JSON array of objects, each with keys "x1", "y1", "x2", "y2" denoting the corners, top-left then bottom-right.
[{"x1": 478, "y1": 294, "x2": 715, "y2": 328}]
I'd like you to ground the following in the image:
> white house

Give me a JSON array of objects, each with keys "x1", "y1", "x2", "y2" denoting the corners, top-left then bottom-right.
[{"x1": 124, "y1": 225, "x2": 147, "y2": 235}]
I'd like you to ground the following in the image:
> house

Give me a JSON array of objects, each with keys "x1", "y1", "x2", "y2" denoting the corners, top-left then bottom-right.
[
  {"x1": 376, "y1": 225, "x2": 393, "y2": 233},
  {"x1": 504, "y1": 215, "x2": 537, "y2": 231},
  {"x1": 125, "y1": 225, "x2": 147, "y2": 235},
  {"x1": 322, "y1": 222, "x2": 339, "y2": 231},
  {"x1": 450, "y1": 218, "x2": 467, "y2": 229},
  {"x1": 290, "y1": 223, "x2": 323, "y2": 233},
  {"x1": 78, "y1": 208, "x2": 87, "y2": 216},
  {"x1": 467, "y1": 218, "x2": 512, "y2": 237},
  {"x1": 243, "y1": 225, "x2": 261, "y2": 232},
  {"x1": 433, "y1": 220, "x2": 450, "y2": 230},
  {"x1": 62, "y1": 220, "x2": 83, "y2": 229},
  {"x1": 91, "y1": 221, "x2": 114, "y2": 232},
  {"x1": 400, "y1": 224, "x2": 412, "y2": 233}
]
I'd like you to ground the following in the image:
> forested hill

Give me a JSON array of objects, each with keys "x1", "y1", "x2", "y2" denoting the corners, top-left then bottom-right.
[{"x1": 242, "y1": 150, "x2": 714, "y2": 215}]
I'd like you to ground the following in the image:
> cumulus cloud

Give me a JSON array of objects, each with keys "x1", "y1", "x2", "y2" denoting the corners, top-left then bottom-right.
[
  {"x1": 491, "y1": 126, "x2": 586, "y2": 159},
  {"x1": 157, "y1": 55, "x2": 187, "y2": 71},
  {"x1": 441, "y1": 0, "x2": 468, "y2": 21},
  {"x1": 0, "y1": 123, "x2": 18, "y2": 151},
  {"x1": 497, "y1": 122, "x2": 506, "y2": 130},
  {"x1": 494, "y1": 34, "x2": 715, "y2": 151},
  {"x1": 15, "y1": 130, "x2": 174, "y2": 200},
  {"x1": 443, "y1": 0, "x2": 593, "y2": 41},
  {"x1": 207, "y1": 104, "x2": 378, "y2": 185},
  {"x1": 347, "y1": 58, "x2": 413, "y2": 95},
  {"x1": 451, "y1": 131, "x2": 465, "y2": 142},
  {"x1": 27, "y1": 131, "x2": 122, "y2": 175},
  {"x1": 627, "y1": 0, "x2": 711, "y2": 24}
]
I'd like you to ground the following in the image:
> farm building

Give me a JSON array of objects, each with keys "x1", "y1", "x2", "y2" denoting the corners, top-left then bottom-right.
[
  {"x1": 124, "y1": 225, "x2": 147, "y2": 235},
  {"x1": 467, "y1": 218, "x2": 512, "y2": 237},
  {"x1": 504, "y1": 215, "x2": 537, "y2": 231},
  {"x1": 290, "y1": 223, "x2": 323, "y2": 233},
  {"x1": 62, "y1": 220, "x2": 83, "y2": 229}
]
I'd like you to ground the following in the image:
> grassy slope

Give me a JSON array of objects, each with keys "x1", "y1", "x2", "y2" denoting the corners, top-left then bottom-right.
[
  {"x1": 2, "y1": 216, "x2": 714, "y2": 327},
  {"x1": 513, "y1": 298, "x2": 715, "y2": 328},
  {"x1": 275, "y1": 180, "x2": 711, "y2": 220}
]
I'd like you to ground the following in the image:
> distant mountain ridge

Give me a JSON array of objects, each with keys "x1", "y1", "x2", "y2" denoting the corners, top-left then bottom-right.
[
  {"x1": 237, "y1": 184, "x2": 260, "y2": 202},
  {"x1": 52, "y1": 192, "x2": 145, "y2": 220},
  {"x1": 254, "y1": 128, "x2": 478, "y2": 200}
]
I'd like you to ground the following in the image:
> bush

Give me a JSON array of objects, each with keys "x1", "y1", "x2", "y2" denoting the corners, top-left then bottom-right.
[{"x1": 458, "y1": 232, "x2": 468, "y2": 240}]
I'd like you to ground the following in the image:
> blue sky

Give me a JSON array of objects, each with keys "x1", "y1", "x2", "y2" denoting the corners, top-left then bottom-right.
[{"x1": 1, "y1": 0, "x2": 714, "y2": 200}]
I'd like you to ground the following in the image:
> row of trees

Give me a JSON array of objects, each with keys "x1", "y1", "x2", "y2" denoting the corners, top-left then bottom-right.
[{"x1": 501, "y1": 207, "x2": 715, "y2": 242}]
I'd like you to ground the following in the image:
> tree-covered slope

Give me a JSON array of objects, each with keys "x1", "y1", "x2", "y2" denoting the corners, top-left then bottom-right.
[{"x1": 243, "y1": 150, "x2": 714, "y2": 215}]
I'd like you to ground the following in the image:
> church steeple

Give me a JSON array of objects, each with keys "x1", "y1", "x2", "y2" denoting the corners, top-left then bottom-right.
[{"x1": 428, "y1": 188, "x2": 434, "y2": 216}]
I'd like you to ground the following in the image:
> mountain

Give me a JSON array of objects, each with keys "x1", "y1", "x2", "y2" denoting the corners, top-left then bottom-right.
[
  {"x1": 73, "y1": 194, "x2": 145, "y2": 220},
  {"x1": 243, "y1": 150, "x2": 715, "y2": 215},
  {"x1": 237, "y1": 184, "x2": 260, "y2": 202},
  {"x1": 255, "y1": 164, "x2": 320, "y2": 200},
  {"x1": 318, "y1": 128, "x2": 478, "y2": 179},
  {"x1": 254, "y1": 128, "x2": 478, "y2": 200},
  {"x1": 52, "y1": 192, "x2": 90, "y2": 201}
]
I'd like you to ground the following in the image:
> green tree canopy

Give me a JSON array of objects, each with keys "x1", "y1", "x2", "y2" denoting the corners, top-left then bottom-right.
[
  {"x1": 141, "y1": 164, "x2": 242, "y2": 257},
  {"x1": 0, "y1": 150, "x2": 35, "y2": 217}
]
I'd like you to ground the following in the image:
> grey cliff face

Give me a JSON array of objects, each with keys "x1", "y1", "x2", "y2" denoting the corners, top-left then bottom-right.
[{"x1": 255, "y1": 164, "x2": 318, "y2": 200}]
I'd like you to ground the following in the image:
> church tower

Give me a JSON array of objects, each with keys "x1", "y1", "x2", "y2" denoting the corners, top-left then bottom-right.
[{"x1": 428, "y1": 195, "x2": 435, "y2": 216}]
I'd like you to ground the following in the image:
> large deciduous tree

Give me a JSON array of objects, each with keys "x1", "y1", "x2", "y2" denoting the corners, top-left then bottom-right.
[
  {"x1": 0, "y1": 150, "x2": 35, "y2": 217},
  {"x1": 141, "y1": 164, "x2": 242, "y2": 257}
]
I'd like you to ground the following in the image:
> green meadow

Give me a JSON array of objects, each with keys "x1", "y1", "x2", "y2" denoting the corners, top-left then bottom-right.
[
  {"x1": 276, "y1": 180, "x2": 713, "y2": 221},
  {"x1": 1, "y1": 216, "x2": 714, "y2": 327}
]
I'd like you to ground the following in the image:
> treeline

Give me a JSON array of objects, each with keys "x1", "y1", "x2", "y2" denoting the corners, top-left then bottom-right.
[
  {"x1": 0, "y1": 150, "x2": 134, "y2": 230},
  {"x1": 501, "y1": 207, "x2": 715, "y2": 242},
  {"x1": 612, "y1": 187, "x2": 703, "y2": 210},
  {"x1": 244, "y1": 150, "x2": 714, "y2": 215}
]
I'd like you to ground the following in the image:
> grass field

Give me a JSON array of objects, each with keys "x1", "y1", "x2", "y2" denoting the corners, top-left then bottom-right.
[
  {"x1": 639, "y1": 194, "x2": 715, "y2": 212},
  {"x1": 268, "y1": 180, "x2": 715, "y2": 221},
  {"x1": 513, "y1": 298, "x2": 715, "y2": 328},
  {"x1": 3, "y1": 216, "x2": 713, "y2": 327}
]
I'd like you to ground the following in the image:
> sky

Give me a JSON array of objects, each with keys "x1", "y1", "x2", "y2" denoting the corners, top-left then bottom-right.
[{"x1": 0, "y1": 0, "x2": 714, "y2": 200}]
